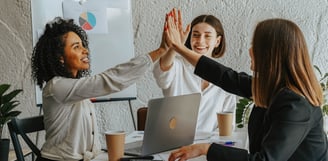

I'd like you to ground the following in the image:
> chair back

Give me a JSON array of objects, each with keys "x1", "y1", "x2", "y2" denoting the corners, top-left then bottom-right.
[
  {"x1": 137, "y1": 107, "x2": 148, "y2": 131},
  {"x1": 7, "y1": 115, "x2": 44, "y2": 161}
]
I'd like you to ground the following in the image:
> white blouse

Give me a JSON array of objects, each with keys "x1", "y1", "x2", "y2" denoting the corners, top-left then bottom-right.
[
  {"x1": 41, "y1": 54, "x2": 153, "y2": 161},
  {"x1": 153, "y1": 55, "x2": 236, "y2": 133}
]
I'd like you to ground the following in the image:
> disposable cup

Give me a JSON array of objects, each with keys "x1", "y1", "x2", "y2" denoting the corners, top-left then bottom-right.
[
  {"x1": 217, "y1": 112, "x2": 233, "y2": 136},
  {"x1": 105, "y1": 130, "x2": 125, "y2": 161}
]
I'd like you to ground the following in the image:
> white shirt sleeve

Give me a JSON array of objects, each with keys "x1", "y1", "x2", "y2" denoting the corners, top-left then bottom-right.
[{"x1": 44, "y1": 54, "x2": 153, "y2": 103}]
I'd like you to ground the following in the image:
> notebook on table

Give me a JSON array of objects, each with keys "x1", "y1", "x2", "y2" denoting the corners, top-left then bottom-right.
[{"x1": 124, "y1": 93, "x2": 201, "y2": 156}]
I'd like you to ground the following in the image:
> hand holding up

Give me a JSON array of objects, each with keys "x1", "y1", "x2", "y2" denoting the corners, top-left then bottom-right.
[
  {"x1": 164, "y1": 8, "x2": 201, "y2": 66},
  {"x1": 165, "y1": 8, "x2": 190, "y2": 52}
]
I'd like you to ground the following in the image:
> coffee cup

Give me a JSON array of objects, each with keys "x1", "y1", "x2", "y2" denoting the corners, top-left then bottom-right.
[
  {"x1": 105, "y1": 130, "x2": 125, "y2": 161},
  {"x1": 217, "y1": 112, "x2": 233, "y2": 136}
]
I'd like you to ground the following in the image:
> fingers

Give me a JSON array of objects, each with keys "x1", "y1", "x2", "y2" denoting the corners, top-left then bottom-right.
[
  {"x1": 178, "y1": 9, "x2": 183, "y2": 30},
  {"x1": 164, "y1": 22, "x2": 172, "y2": 48},
  {"x1": 169, "y1": 148, "x2": 190, "y2": 161},
  {"x1": 167, "y1": 14, "x2": 177, "y2": 30},
  {"x1": 169, "y1": 150, "x2": 183, "y2": 161},
  {"x1": 184, "y1": 24, "x2": 191, "y2": 35},
  {"x1": 164, "y1": 8, "x2": 184, "y2": 49},
  {"x1": 172, "y1": 8, "x2": 177, "y2": 23},
  {"x1": 167, "y1": 8, "x2": 175, "y2": 21},
  {"x1": 166, "y1": 8, "x2": 181, "y2": 30},
  {"x1": 167, "y1": 8, "x2": 179, "y2": 24},
  {"x1": 164, "y1": 14, "x2": 169, "y2": 31}
]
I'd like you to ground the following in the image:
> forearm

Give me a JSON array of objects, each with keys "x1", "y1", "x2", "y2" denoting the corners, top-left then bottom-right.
[
  {"x1": 194, "y1": 56, "x2": 253, "y2": 98},
  {"x1": 207, "y1": 143, "x2": 248, "y2": 161},
  {"x1": 149, "y1": 47, "x2": 167, "y2": 62},
  {"x1": 159, "y1": 49, "x2": 176, "y2": 71},
  {"x1": 172, "y1": 43, "x2": 201, "y2": 66},
  {"x1": 199, "y1": 143, "x2": 211, "y2": 155}
]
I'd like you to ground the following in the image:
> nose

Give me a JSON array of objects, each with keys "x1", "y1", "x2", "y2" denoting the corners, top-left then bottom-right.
[
  {"x1": 198, "y1": 35, "x2": 206, "y2": 43},
  {"x1": 83, "y1": 47, "x2": 89, "y2": 55}
]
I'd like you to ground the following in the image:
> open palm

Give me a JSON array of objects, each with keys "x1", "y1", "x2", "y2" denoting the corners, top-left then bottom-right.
[{"x1": 165, "y1": 8, "x2": 190, "y2": 49}]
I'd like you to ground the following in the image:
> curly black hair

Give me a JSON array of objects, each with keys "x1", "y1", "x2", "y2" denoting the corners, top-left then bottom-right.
[{"x1": 31, "y1": 17, "x2": 91, "y2": 89}]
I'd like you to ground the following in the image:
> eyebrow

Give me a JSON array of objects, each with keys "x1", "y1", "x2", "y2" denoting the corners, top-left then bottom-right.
[
  {"x1": 70, "y1": 42, "x2": 80, "y2": 47},
  {"x1": 192, "y1": 31, "x2": 215, "y2": 34}
]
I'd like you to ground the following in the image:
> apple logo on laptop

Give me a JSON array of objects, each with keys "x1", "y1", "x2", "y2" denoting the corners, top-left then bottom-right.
[{"x1": 169, "y1": 117, "x2": 177, "y2": 129}]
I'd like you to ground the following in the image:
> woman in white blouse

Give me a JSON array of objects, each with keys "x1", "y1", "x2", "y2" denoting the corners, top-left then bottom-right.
[
  {"x1": 31, "y1": 17, "x2": 167, "y2": 161},
  {"x1": 153, "y1": 9, "x2": 236, "y2": 133}
]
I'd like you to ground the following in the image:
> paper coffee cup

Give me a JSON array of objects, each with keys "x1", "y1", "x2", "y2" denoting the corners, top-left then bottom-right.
[
  {"x1": 105, "y1": 130, "x2": 125, "y2": 161},
  {"x1": 217, "y1": 112, "x2": 233, "y2": 136}
]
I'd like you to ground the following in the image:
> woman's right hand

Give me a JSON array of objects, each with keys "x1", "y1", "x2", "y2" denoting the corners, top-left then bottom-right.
[
  {"x1": 164, "y1": 8, "x2": 201, "y2": 66},
  {"x1": 165, "y1": 10, "x2": 184, "y2": 50},
  {"x1": 168, "y1": 143, "x2": 211, "y2": 161},
  {"x1": 165, "y1": 8, "x2": 190, "y2": 47}
]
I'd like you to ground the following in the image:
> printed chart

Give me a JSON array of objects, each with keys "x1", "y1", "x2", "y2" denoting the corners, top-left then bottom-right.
[{"x1": 79, "y1": 12, "x2": 96, "y2": 30}]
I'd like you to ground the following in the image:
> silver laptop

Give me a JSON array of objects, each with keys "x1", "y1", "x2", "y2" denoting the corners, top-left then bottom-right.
[{"x1": 125, "y1": 93, "x2": 201, "y2": 156}]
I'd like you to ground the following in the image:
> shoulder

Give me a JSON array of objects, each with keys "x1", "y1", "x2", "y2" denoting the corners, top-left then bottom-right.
[
  {"x1": 269, "y1": 88, "x2": 314, "y2": 121},
  {"x1": 43, "y1": 76, "x2": 75, "y2": 95},
  {"x1": 44, "y1": 76, "x2": 61, "y2": 89},
  {"x1": 45, "y1": 76, "x2": 72, "y2": 87}
]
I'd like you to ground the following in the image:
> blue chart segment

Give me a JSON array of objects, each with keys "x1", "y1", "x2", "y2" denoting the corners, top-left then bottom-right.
[{"x1": 79, "y1": 12, "x2": 96, "y2": 30}]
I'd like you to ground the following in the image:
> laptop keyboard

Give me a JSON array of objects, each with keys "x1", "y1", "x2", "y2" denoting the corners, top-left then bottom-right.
[
  {"x1": 125, "y1": 140, "x2": 143, "y2": 155},
  {"x1": 125, "y1": 146, "x2": 142, "y2": 154}
]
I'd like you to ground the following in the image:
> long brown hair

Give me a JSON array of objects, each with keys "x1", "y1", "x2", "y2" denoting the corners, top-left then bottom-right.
[
  {"x1": 184, "y1": 15, "x2": 226, "y2": 58},
  {"x1": 251, "y1": 18, "x2": 323, "y2": 107}
]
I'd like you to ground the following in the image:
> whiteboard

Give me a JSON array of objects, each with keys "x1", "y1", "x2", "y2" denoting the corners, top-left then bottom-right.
[{"x1": 31, "y1": 0, "x2": 136, "y2": 105}]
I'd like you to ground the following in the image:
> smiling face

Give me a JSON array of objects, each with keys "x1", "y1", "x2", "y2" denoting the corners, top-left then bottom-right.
[
  {"x1": 61, "y1": 31, "x2": 90, "y2": 77},
  {"x1": 190, "y1": 22, "x2": 221, "y2": 57}
]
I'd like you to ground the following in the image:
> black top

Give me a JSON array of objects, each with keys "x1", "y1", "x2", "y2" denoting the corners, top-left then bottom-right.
[{"x1": 194, "y1": 56, "x2": 328, "y2": 161}]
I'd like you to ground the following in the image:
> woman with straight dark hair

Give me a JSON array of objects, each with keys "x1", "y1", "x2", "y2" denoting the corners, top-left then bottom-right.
[{"x1": 165, "y1": 11, "x2": 328, "y2": 161}]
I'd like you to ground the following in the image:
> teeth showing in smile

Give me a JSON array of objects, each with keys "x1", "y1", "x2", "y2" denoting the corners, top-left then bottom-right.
[
  {"x1": 81, "y1": 57, "x2": 89, "y2": 63},
  {"x1": 196, "y1": 46, "x2": 206, "y2": 49},
  {"x1": 195, "y1": 47, "x2": 207, "y2": 52}
]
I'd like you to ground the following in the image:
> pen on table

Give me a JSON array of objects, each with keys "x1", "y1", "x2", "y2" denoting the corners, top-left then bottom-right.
[
  {"x1": 123, "y1": 152, "x2": 140, "y2": 156},
  {"x1": 120, "y1": 155, "x2": 154, "y2": 161},
  {"x1": 219, "y1": 141, "x2": 236, "y2": 146},
  {"x1": 102, "y1": 149, "x2": 153, "y2": 158}
]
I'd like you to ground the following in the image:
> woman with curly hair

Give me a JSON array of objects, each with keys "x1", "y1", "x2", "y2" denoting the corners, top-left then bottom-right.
[{"x1": 31, "y1": 17, "x2": 167, "y2": 161}]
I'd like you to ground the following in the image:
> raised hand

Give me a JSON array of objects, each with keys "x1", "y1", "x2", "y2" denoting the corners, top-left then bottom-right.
[
  {"x1": 166, "y1": 8, "x2": 190, "y2": 45},
  {"x1": 159, "y1": 15, "x2": 169, "y2": 52},
  {"x1": 165, "y1": 9, "x2": 184, "y2": 50},
  {"x1": 177, "y1": 9, "x2": 191, "y2": 44},
  {"x1": 164, "y1": 8, "x2": 201, "y2": 66}
]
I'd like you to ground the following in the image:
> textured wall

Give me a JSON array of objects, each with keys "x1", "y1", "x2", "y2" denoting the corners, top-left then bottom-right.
[
  {"x1": 0, "y1": 0, "x2": 39, "y2": 140},
  {"x1": 0, "y1": 0, "x2": 327, "y2": 150}
]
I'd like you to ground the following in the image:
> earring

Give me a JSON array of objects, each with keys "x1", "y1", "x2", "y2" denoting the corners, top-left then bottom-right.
[{"x1": 60, "y1": 59, "x2": 65, "y2": 67}]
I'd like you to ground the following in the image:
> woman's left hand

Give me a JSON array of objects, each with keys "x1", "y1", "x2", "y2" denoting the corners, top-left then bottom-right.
[{"x1": 176, "y1": 8, "x2": 190, "y2": 44}]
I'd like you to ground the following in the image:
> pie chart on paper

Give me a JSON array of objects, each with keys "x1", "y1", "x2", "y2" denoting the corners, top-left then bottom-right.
[{"x1": 79, "y1": 12, "x2": 96, "y2": 31}]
